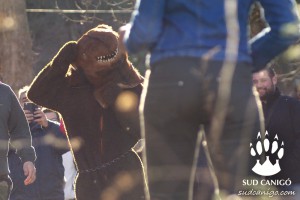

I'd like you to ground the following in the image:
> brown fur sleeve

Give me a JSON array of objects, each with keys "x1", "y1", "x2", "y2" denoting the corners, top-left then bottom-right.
[{"x1": 28, "y1": 41, "x2": 78, "y2": 111}]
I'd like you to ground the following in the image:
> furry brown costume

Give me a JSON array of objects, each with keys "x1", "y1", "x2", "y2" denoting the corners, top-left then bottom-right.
[{"x1": 27, "y1": 25, "x2": 147, "y2": 200}]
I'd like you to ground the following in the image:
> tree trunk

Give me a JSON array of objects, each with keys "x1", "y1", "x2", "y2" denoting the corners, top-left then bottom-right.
[{"x1": 0, "y1": 0, "x2": 33, "y2": 92}]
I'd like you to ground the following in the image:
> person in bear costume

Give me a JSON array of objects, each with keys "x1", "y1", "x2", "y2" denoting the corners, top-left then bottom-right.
[{"x1": 27, "y1": 24, "x2": 147, "y2": 200}]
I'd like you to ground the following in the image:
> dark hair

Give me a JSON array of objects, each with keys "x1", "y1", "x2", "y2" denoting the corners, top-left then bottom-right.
[
  {"x1": 265, "y1": 63, "x2": 277, "y2": 78},
  {"x1": 266, "y1": 67, "x2": 276, "y2": 78}
]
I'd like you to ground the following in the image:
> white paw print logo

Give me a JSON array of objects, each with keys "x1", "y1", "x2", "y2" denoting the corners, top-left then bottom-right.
[{"x1": 250, "y1": 131, "x2": 284, "y2": 176}]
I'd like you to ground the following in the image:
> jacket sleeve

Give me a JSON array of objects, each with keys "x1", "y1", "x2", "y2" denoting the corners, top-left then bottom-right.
[
  {"x1": 44, "y1": 121, "x2": 69, "y2": 155},
  {"x1": 250, "y1": 0, "x2": 300, "y2": 70},
  {"x1": 27, "y1": 41, "x2": 77, "y2": 111},
  {"x1": 8, "y1": 87, "x2": 36, "y2": 163},
  {"x1": 124, "y1": 0, "x2": 166, "y2": 53}
]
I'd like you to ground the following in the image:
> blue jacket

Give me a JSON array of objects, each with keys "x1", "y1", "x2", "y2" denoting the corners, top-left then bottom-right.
[
  {"x1": 9, "y1": 121, "x2": 68, "y2": 200},
  {"x1": 125, "y1": 0, "x2": 300, "y2": 71}
]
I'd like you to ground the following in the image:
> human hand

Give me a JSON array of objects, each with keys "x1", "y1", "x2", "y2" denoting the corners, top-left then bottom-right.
[
  {"x1": 24, "y1": 110, "x2": 34, "y2": 123},
  {"x1": 118, "y1": 24, "x2": 131, "y2": 52},
  {"x1": 23, "y1": 161, "x2": 36, "y2": 185},
  {"x1": 33, "y1": 108, "x2": 48, "y2": 128}
]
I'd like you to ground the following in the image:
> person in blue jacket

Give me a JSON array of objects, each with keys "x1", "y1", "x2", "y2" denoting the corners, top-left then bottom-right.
[
  {"x1": 119, "y1": 0, "x2": 300, "y2": 199},
  {"x1": 8, "y1": 86, "x2": 68, "y2": 200}
]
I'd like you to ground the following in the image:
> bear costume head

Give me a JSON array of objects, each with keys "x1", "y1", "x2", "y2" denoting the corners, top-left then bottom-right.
[{"x1": 70, "y1": 24, "x2": 143, "y2": 108}]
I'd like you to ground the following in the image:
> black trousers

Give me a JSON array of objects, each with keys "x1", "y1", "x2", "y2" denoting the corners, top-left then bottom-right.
[{"x1": 140, "y1": 58, "x2": 261, "y2": 200}]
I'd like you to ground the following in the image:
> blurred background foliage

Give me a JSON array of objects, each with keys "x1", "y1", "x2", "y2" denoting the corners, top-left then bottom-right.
[
  {"x1": 0, "y1": 0, "x2": 146, "y2": 92},
  {"x1": 0, "y1": 0, "x2": 299, "y2": 97},
  {"x1": 249, "y1": 2, "x2": 300, "y2": 97},
  {"x1": 24, "y1": 0, "x2": 146, "y2": 75}
]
